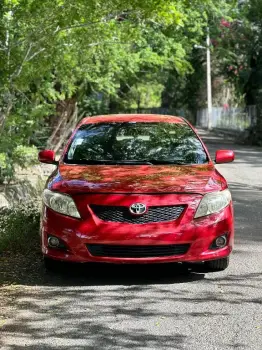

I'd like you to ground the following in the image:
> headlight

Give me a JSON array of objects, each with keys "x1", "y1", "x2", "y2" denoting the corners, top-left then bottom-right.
[
  {"x1": 43, "y1": 189, "x2": 81, "y2": 219},
  {"x1": 194, "y1": 189, "x2": 231, "y2": 219}
]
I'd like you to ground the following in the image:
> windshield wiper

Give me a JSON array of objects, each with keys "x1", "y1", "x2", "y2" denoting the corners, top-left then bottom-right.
[
  {"x1": 66, "y1": 159, "x2": 154, "y2": 165},
  {"x1": 113, "y1": 160, "x2": 154, "y2": 165},
  {"x1": 65, "y1": 159, "x2": 115, "y2": 165},
  {"x1": 141, "y1": 159, "x2": 189, "y2": 165}
]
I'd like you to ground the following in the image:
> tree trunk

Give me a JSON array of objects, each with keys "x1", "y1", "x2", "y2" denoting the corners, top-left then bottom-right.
[
  {"x1": 47, "y1": 97, "x2": 77, "y2": 149},
  {"x1": 0, "y1": 100, "x2": 13, "y2": 132},
  {"x1": 53, "y1": 103, "x2": 78, "y2": 153}
]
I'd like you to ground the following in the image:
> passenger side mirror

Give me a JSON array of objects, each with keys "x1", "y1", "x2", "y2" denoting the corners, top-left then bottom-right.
[
  {"x1": 38, "y1": 150, "x2": 58, "y2": 165},
  {"x1": 215, "y1": 150, "x2": 235, "y2": 164}
]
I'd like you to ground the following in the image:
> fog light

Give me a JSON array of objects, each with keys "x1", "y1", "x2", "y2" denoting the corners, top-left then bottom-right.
[
  {"x1": 216, "y1": 235, "x2": 227, "y2": 248},
  {"x1": 48, "y1": 236, "x2": 60, "y2": 248}
]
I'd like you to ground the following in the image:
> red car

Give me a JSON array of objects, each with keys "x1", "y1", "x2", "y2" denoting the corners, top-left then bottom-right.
[{"x1": 39, "y1": 114, "x2": 234, "y2": 272}]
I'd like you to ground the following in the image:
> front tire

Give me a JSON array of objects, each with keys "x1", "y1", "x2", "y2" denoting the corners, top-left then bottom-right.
[{"x1": 204, "y1": 257, "x2": 229, "y2": 272}]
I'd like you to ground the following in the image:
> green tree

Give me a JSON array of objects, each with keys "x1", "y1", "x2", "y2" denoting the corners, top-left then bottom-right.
[{"x1": 0, "y1": 0, "x2": 241, "y2": 181}]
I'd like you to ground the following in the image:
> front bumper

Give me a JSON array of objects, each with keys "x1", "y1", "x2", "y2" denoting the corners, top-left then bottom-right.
[{"x1": 41, "y1": 193, "x2": 234, "y2": 264}]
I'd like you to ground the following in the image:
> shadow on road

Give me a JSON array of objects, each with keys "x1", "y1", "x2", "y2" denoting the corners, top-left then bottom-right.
[
  {"x1": 229, "y1": 183, "x2": 262, "y2": 242},
  {"x1": 1, "y1": 252, "x2": 206, "y2": 287},
  {"x1": 1, "y1": 262, "x2": 261, "y2": 350}
]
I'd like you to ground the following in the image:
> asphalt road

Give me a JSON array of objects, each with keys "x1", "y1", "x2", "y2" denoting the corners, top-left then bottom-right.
[{"x1": 1, "y1": 131, "x2": 262, "y2": 350}]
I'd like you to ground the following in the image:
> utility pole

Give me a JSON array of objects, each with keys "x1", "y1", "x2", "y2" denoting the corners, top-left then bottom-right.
[
  {"x1": 206, "y1": 27, "x2": 212, "y2": 130},
  {"x1": 194, "y1": 27, "x2": 213, "y2": 130}
]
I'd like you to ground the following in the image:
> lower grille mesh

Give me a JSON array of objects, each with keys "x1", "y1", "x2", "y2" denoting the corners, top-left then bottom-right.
[{"x1": 87, "y1": 244, "x2": 190, "y2": 258}]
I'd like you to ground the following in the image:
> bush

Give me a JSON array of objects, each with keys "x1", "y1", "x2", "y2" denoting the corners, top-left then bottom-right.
[
  {"x1": 0, "y1": 145, "x2": 38, "y2": 184},
  {"x1": 12, "y1": 145, "x2": 39, "y2": 168},
  {"x1": 0, "y1": 200, "x2": 40, "y2": 254},
  {"x1": 0, "y1": 153, "x2": 13, "y2": 184}
]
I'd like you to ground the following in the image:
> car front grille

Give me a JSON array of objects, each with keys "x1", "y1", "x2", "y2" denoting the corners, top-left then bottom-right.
[
  {"x1": 90, "y1": 205, "x2": 185, "y2": 224},
  {"x1": 87, "y1": 244, "x2": 190, "y2": 258}
]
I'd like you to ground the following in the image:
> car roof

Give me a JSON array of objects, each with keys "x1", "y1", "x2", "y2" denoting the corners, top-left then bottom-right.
[{"x1": 79, "y1": 114, "x2": 187, "y2": 126}]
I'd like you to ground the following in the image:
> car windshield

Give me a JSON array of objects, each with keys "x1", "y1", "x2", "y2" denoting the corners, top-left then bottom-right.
[{"x1": 64, "y1": 122, "x2": 208, "y2": 165}]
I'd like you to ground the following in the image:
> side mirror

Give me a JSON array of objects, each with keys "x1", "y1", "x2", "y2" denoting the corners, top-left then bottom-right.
[
  {"x1": 215, "y1": 150, "x2": 235, "y2": 164},
  {"x1": 38, "y1": 150, "x2": 58, "y2": 165}
]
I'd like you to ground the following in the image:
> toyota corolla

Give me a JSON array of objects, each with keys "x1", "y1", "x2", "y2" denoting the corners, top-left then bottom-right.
[{"x1": 39, "y1": 114, "x2": 234, "y2": 272}]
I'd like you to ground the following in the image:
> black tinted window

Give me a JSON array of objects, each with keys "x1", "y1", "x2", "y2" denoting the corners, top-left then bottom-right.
[{"x1": 64, "y1": 122, "x2": 208, "y2": 165}]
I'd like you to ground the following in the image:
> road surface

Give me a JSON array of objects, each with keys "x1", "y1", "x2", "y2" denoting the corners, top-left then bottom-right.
[{"x1": 1, "y1": 130, "x2": 262, "y2": 350}]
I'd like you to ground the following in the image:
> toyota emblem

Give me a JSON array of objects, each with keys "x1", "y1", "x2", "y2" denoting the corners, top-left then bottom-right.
[{"x1": 129, "y1": 203, "x2": 147, "y2": 215}]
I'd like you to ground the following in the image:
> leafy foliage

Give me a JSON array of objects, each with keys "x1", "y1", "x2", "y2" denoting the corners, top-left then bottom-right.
[
  {"x1": 12, "y1": 145, "x2": 38, "y2": 168},
  {"x1": 0, "y1": 0, "x2": 251, "y2": 178},
  {"x1": 0, "y1": 200, "x2": 40, "y2": 253}
]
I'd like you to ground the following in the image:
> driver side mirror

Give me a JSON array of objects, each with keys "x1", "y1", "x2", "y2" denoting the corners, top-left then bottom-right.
[
  {"x1": 38, "y1": 150, "x2": 58, "y2": 165},
  {"x1": 215, "y1": 150, "x2": 235, "y2": 164}
]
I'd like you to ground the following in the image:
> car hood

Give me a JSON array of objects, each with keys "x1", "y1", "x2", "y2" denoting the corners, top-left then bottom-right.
[{"x1": 48, "y1": 164, "x2": 226, "y2": 195}]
